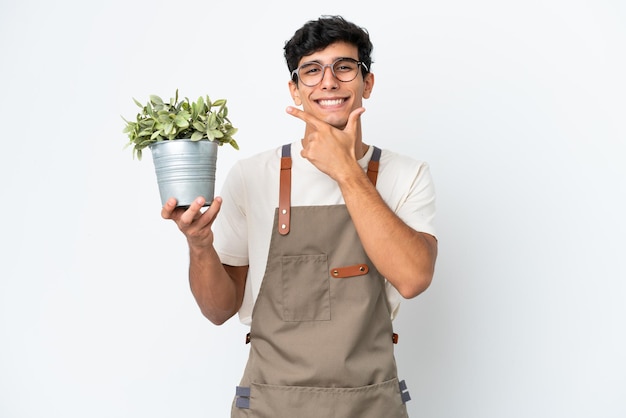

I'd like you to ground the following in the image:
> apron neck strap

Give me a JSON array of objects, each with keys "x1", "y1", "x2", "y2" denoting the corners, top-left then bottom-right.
[
  {"x1": 278, "y1": 144, "x2": 292, "y2": 235},
  {"x1": 278, "y1": 144, "x2": 381, "y2": 235},
  {"x1": 367, "y1": 146, "x2": 381, "y2": 186}
]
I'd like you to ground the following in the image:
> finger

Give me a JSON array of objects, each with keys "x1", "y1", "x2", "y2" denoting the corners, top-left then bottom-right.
[
  {"x1": 202, "y1": 196, "x2": 222, "y2": 222},
  {"x1": 161, "y1": 197, "x2": 179, "y2": 219},
  {"x1": 189, "y1": 196, "x2": 224, "y2": 228},
  {"x1": 345, "y1": 107, "x2": 366, "y2": 134},
  {"x1": 286, "y1": 106, "x2": 324, "y2": 130},
  {"x1": 179, "y1": 197, "x2": 207, "y2": 225}
]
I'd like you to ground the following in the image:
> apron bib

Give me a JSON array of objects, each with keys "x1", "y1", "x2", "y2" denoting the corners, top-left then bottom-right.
[{"x1": 231, "y1": 145, "x2": 410, "y2": 418}]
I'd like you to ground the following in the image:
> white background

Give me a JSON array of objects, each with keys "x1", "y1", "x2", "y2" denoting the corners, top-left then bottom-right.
[{"x1": 1, "y1": 1, "x2": 625, "y2": 417}]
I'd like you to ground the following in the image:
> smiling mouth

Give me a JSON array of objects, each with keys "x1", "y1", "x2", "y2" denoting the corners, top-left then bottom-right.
[{"x1": 317, "y1": 98, "x2": 345, "y2": 106}]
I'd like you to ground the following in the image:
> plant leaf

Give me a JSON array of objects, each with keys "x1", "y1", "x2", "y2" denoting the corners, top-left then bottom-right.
[
  {"x1": 174, "y1": 115, "x2": 189, "y2": 128},
  {"x1": 190, "y1": 131, "x2": 204, "y2": 141},
  {"x1": 150, "y1": 95, "x2": 164, "y2": 106}
]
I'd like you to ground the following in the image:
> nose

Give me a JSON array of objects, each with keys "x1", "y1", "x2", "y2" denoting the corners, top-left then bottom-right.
[{"x1": 319, "y1": 65, "x2": 338, "y2": 88}]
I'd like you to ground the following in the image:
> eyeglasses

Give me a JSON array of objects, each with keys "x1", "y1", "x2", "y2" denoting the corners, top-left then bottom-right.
[{"x1": 291, "y1": 57, "x2": 369, "y2": 87}]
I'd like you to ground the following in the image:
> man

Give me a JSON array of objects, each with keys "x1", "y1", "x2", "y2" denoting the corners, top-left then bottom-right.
[{"x1": 162, "y1": 15, "x2": 437, "y2": 418}]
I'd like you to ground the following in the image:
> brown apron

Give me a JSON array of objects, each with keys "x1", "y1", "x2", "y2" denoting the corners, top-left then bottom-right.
[{"x1": 231, "y1": 145, "x2": 411, "y2": 417}]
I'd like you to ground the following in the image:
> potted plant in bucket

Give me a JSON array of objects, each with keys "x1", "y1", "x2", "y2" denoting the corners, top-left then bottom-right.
[{"x1": 123, "y1": 89, "x2": 239, "y2": 207}]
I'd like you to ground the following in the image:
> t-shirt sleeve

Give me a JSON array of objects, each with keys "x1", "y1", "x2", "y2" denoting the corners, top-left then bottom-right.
[
  {"x1": 213, "y1": 162, "x2": 250, "y2": 266},
  {"x1": 395, "y1": 161, "x2": 437, "y2": 239}
]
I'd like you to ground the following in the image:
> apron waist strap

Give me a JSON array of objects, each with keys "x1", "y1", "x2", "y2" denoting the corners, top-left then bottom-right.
[{"x1": 245, "y1": 332, "x2": 398, "y2": 344}]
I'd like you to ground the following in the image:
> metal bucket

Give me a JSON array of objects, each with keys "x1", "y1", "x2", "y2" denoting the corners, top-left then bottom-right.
[{"x1": 149, "y1": 139, "x2": 218, "y2": 207}]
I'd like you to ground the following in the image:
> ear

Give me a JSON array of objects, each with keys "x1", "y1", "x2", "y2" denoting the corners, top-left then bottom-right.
[
  {"x1": 288, "y1": 80, "x2": 302, "y2": 106},
  {"x1": 362, "y1": 72, "x2": 375, "y2": 99}
]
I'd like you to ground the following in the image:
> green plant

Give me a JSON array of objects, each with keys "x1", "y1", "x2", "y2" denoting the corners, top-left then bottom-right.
[{"x1": 122, "y1": 89, "x2": 239, "y2": 160}]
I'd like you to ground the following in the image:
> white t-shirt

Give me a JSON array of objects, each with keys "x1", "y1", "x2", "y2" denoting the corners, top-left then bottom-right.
[{"x1": 213, "y1": 140, "x2": 437, "y2": 325}]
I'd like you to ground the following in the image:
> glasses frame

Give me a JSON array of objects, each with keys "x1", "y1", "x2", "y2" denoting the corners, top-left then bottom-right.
[{"x1": 291, "y1": 57, "x2": 369, "y2": 87}]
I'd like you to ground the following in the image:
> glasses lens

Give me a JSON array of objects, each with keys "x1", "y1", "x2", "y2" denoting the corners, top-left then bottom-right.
[
  {"x1": 332, "y1": 59, "x2": 359, "y2": 82},
  {"x1": 298, "y1": 62, "x2": 324, "y2": 86}
]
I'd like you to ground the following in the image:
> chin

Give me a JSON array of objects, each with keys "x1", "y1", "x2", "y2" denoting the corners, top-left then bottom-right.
[{"x1": 321, "y1": 115, "x2": 348, "y2": 129}]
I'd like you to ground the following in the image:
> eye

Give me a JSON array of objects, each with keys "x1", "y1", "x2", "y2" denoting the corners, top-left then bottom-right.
[
  {"x1": 334, "y1": 60, "x2": 357, "y2": 73},
  {"x1": 300, "y1": 63, "x2": 321, "y2": 75}
]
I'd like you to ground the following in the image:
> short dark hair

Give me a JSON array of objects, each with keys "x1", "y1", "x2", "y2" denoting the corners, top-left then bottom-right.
[{"x1": 284, "y1": 15, "x2": 373, "y2": 83}]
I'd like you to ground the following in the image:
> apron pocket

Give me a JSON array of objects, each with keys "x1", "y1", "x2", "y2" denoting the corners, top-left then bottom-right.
[
  {"x1": 281, "y1": 254, "x2": 330, "y2": 321},
  {"x1": 244, "y1": 379, "x2": 407, "y2": 418}
]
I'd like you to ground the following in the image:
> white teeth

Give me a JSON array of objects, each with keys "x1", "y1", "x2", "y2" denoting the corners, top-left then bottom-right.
[{"x1": 318, "y1": 99, "x2": 344, "y2": 106}]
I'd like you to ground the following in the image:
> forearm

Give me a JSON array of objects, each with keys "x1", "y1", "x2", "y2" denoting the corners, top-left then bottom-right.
[
  {"x1": 188, "y1": 245, "x2": 243, "y2": 325},
  {"x1": 338, "y1": 167, "x2": 437, "y2": 298}
]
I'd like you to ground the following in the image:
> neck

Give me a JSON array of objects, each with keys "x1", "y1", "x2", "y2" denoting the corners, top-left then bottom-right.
[{"x1": 357, "y1": 141, "x2": 369, "y2": 159}]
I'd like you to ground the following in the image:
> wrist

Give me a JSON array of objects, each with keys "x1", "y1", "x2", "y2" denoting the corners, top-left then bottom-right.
[{"x1": 188, "y1": 241, "x2": 215, "y2": 258}]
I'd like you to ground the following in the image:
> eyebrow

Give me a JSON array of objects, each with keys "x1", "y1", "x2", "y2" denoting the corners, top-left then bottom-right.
[{"x1": 299, "y1": 57, "x2": 358, "y2": 65}]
